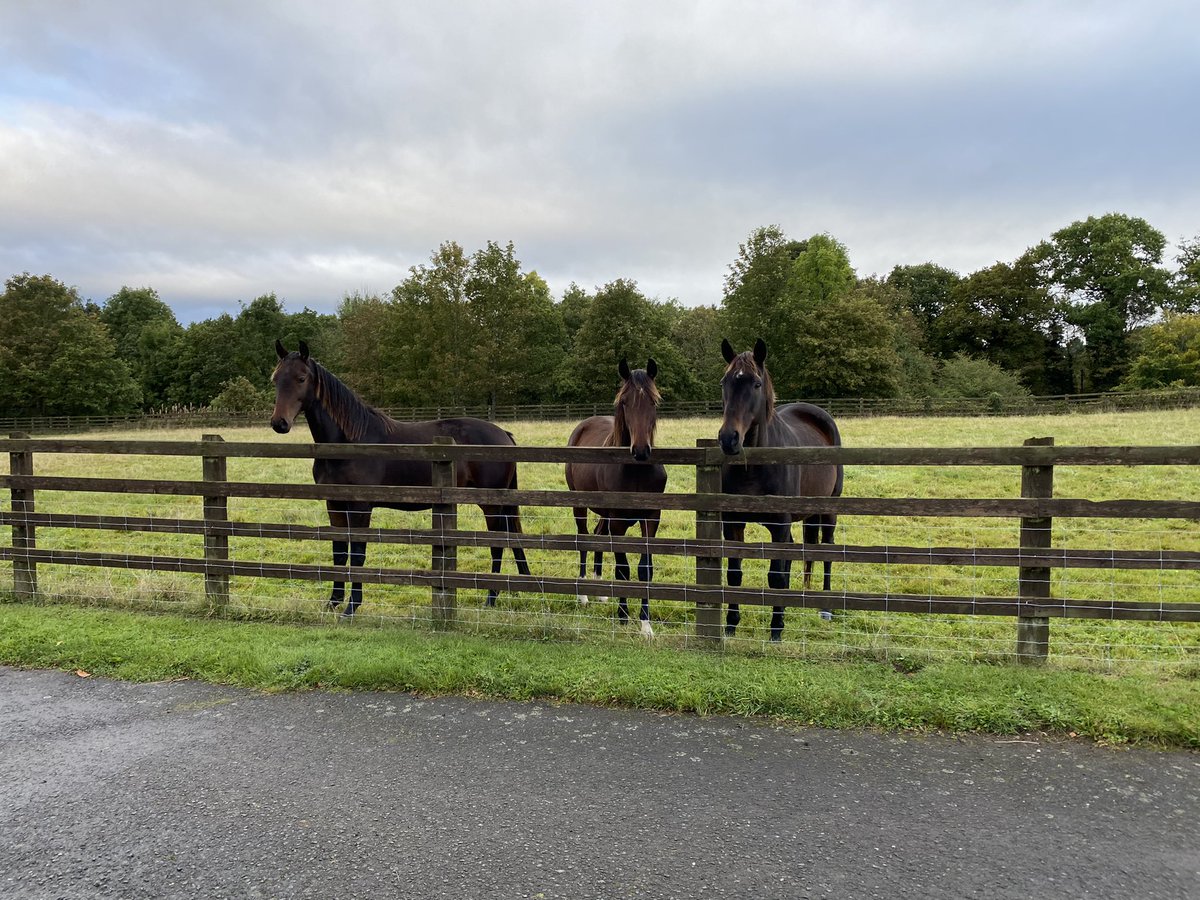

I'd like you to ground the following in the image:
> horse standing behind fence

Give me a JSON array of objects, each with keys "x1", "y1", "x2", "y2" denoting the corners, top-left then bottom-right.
[
  {"x1": 270, "y1": 340, "x2": 531, "y2": 617},
  {"x1": 565, "y1": 358, "x2": 667, "y2": 636},
  {"x1": 717, "y1": 338, "x2": 843, "y2": 641}
]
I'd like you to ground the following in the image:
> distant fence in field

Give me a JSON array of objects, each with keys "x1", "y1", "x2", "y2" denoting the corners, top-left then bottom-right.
[
  {"x1": 3, "y1": 387, "x2": 1200, "y2": 434},
  {"x1": 3, "y1": 435, "x2": 1199, "y2": 665}
]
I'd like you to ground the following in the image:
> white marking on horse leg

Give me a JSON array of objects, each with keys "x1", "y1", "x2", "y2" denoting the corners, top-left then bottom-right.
[{"x1": 640, "y1": 618, "x2": 654, "y2": 638}]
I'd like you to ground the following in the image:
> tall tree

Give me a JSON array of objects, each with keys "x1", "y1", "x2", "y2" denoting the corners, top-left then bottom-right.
[
  {"x1": 560, "y1": 279, "x2": 688, "y2": 403},
  {"x1": 722, "y1": 225, "x2": 806, "y2": 349},
  {"x1": 1172, "y1": 234, "x2": 1200, "y2": 314},
  {"x1": 99, "y1": 286, "x2": 183, "y2": 408},
  {"x1": 464, "y1": 243, "x2": 566, "y2": 406},
  {"x1": 941, "y1": 255, "x2": 1069, "y2": 394},
  {"x1": 0, "y1": 273, "x2": 140, "y2": 416},
  {"x1": 1121, "y1": 314, "x2": 1200, "y2": 388},
  {"x1": 886, "y1": 263, "x2": 962, "y2": 357},
  {"x1": 1032, "y1": 213, "x2": 1172, "y2": 390}
]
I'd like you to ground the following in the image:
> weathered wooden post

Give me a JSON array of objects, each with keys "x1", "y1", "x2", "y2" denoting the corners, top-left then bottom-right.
[
  {"x1": 431, "y1": 436, "x2": 458, "y2": 629},
  {"x1": 8, "y1": 432, "x2": 37, "y2": 601},
  {"x1": 694, "y1": 438, "x2": 724, "y2": 644},
  {"x1": 1017, "y1": 436, "x2": 1054, "y2": 663},
  {"x1": 201, "y1": 434, "x2": 230, "y2": 611}
]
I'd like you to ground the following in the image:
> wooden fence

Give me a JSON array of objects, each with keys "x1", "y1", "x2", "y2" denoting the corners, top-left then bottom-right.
[{"x1": 3, "y1": 435, "x2": 1200, "y2": 663}]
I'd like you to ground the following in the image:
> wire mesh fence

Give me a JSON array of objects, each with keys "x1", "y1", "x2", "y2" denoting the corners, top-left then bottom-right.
[{"x1": 3, "y1": 434, "x2": 1199, "y2": 674}]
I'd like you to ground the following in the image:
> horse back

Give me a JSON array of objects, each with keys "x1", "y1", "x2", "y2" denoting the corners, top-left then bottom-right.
[{"x1": 776, "y1": 402, "x2": 843, "y2": 498}]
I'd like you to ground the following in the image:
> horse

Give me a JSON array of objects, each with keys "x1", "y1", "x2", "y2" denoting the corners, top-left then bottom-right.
[
  {"x1": 564, "y1": 358, "x2": 667, "y2": 636},
  {"x1": 717, "y1": 338, "x2": 843, "y2": 641},
  {"x1": 270, "y1": 340, "x2": 531, "y2": 617}
]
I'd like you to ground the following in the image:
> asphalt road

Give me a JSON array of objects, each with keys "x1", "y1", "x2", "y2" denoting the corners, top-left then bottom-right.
[{"x1": 1, "y1": 666, "x2": 1197, "y2": 899}]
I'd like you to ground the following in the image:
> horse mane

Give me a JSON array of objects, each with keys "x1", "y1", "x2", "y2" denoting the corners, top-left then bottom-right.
[
  {"x1": 605, "y1": 368, "x2": 661, "y2": 448},
  {"x1": 724, "y1": 351, "x2": 776, "y2": 423},
  {"x1": 308, "y1": 358, "x2": 397, "y2": 442}
]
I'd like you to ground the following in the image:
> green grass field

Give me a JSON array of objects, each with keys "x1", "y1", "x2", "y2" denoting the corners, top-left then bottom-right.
[
  {"x1": 3, "y1": 409, "x2": 1198, "y2": 675},
  {"x1": 2, "y1": 408, "x2": 1199, "y2": 745}
]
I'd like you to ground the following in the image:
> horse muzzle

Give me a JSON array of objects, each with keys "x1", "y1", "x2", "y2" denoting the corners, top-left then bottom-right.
[
  {"x1": 630, "y1": 444, "x2": 652, "y2": 463},
  {"x1": 718, "y1": 429, "x2": 742, "y2": 456},
  {"x1": 271, "y1": 417, "x2": 291, "y2": 435}
]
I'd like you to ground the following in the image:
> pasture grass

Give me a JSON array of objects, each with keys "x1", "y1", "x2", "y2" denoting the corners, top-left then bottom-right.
[
  {"x1": 1, "y1": 602, "x2": 1197, "y2": 748},
  {"x1": 1, "y1": 408, "x2": 1199, "y2": 743}
]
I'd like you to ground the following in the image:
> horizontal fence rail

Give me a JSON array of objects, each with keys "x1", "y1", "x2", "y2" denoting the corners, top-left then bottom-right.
[{"x1": 3, "y1": 435, "x2": 1200, "y2": 665}]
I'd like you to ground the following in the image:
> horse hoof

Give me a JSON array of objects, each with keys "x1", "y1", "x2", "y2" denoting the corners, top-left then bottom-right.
[
  {"x1": 640, "y1": 620, "x2": 654, "y2": 638},
  {"x1": 577, "y1": 594, "x2": 589, "y2": 605},
  {"x1": 769, "y1": 633, "x2": 782, "y2": 643},
  {"x1": 724, "y1": 625, "x2": 738, "y2": 638},
  {"x1": 819, "y1": 609, "x2": 833, "y2": 622}
]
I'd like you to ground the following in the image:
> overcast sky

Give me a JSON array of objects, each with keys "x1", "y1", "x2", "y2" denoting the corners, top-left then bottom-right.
[{"x1": 2, "y1": 1, "x2": 1197, "y2": 323}]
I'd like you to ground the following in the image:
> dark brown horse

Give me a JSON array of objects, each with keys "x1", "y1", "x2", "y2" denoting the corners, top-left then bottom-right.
[
  {"x1": 718, "y1": 338, "x2": 843, "y2": 641},
  {"x1": 564, "y1": 359, "x2": 667, "y2": 636},
  {"x1": 271, "y1": 340, "x2": 531, "y2": 616}
]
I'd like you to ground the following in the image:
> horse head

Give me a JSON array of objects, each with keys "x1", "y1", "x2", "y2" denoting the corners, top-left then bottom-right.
[
  {"x1": 271, "y1": 339, "x2": 313, "y2": 434},
  {"x1": 615, "y1": 357, "x2": 661, "y2": 462},
  {"x1": 718, "y1": 337, "x2": 774, "y2": 455}
]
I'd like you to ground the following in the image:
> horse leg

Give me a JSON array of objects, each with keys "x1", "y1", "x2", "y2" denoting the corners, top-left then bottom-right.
[
  {"x1": 633, "y1": 512, "x2": 660, "y2": 637},
  {"x1": 608, "y1": 517, "x2": 633, "y2": 625},
  {"x1": 342, "y1": 509, "x2": 372, "y2": 619},
  {"x1": 723, "y1": 520, "x2": 745, "y2": 637},
  {"x1": 766, "y1": 520, "x2": 793, "y2": 642},
  {"x1": 326, "y1": 505, "x2": 349, "y2": 611},
  {"x1": 819, "y1": 514, "x2": 838, "y2": 621},
  {"x1": 591, "y1": 516, "x2": 609, "y2": 603},
  {"x1": 481, "y1": 505, "x2": 507, "y2": 608},
  {"x1": 572, "y1": 506, "x2": 590, "y2": 604}
]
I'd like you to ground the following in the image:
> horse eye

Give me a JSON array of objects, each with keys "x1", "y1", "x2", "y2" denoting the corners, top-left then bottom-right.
[{"x1": 754, "y1": 380, "x2": 763, "y2": 389}]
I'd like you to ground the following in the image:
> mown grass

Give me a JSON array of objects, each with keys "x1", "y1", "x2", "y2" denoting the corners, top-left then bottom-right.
[
  {"x1": 1, "y1": 408, "x2": 1199, "y2": 744},
  {"x1": 2, "y1": 602, "x2": 1197, "y2": 747}
]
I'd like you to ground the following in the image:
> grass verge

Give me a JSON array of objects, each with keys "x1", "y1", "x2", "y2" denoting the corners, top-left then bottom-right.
[{"x1": 2, "y1": 601, "x2": 1197, "y2": 749}]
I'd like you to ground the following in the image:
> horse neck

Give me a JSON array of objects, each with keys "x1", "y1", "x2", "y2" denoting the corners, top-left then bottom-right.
[{"x1": 304, "y1": 364, "x2": 391, "y2": 443}]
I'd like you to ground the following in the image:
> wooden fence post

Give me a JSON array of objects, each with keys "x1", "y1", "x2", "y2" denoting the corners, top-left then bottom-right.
[
  {"x1": 694, "y1": 438, "x2": 724, "y2": 644},
  {"x1": 201, "y1": 434, "x2": 230, "y2": 611},
  {"x1": 431, "y1": 437, "x2": 458, "y2": 629},
  {"x1": 1017, "y1": 436, "x2": 1053, "y2": 663},
  {"x1": 8, "y1": 432, "x2": 37, "y2": 601}
]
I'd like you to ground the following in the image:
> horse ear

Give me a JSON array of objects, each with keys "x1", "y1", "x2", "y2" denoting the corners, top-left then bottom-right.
[
  {"x1": 646, "y1": 358, "x2": 657, "y2": 380},
  {"x1": 276, "y1": 339, "x2": 288, "y2": 360},
  {"x1": 721, "y1": 338, "x2": 736, "y2": 363},
  {"x1": 618, "y1": 357, "x2": 631, "y2": 381},
  {"x1": 299, "y1": 340, "x2": 310, "y2": 361},
  {"x1": 753, "y1": 338, "x2": 767, "y2": 366}
]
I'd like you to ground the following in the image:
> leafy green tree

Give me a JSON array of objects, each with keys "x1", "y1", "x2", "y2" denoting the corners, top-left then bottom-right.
[
  {"x1": 933, "y1": 354, "x2": 1033, "y2": 399},
  {"x1": 785, "y1": 233, "x2": 856, "y2": 307},
  {"x1": 1121, "y1": 314, "x2": 1200, "y2": 388},
  {"x1": 210, "y1": 375, "x2": 271, "y2": 411},
  {"x1": 334, "y1": 291, "x2": 397, "y2": 404},
  {"x1": 99, "y1": 286, "x2": 183, "y2": 408},
  {"x1": 464, "y1": 243, "x2": 566, "y2": 406},
  {"x1": 559, "y1": 279, "x2": 689, "y2": 402},
  {"x1": 722, "y1": 225, "x2": 806, "y2": 349},
  {"x1": 1171, "y1": 234, "x2": 1200, "y2": 314},
  {"x1": 886, "y1": 263, "x2": 962, "y2": 357},
  {"x1": 941, "y1": 255, "x2": 1069, "y2": 394},
  {"x1": 669, "y1": 304, "x2": 725, "y2": 401},
  {"x1": 169, "y1": 313, "x2": 240, "y2": 406},
  {"x1": 0, "y1": 273, "x2": 140, "y2": 415},
  {"x1": 783, "y1": 284, "x2": 903, "y2": 399},
  {"x1": 558, "y1": 283, "x2": 593, "y2": 345},
  {"x1": 388, "y1": 242, "x2": 477, "y2": 405},
  {"x1": 1032, "y1": 213, "x2": 1172, "y2": 390}
]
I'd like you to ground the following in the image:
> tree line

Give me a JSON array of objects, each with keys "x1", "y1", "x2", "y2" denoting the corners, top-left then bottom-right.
[{"x1": 2, "y1": 212, "x2": 1199, "y2": 418}]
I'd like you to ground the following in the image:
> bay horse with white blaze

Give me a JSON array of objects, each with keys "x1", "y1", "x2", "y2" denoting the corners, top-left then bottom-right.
[
  {"x1": 718, "y1": 338, "x2": 843, "y2": 641},
  {"x1": 271, "y1": 340, "x2": 531, "y2": 617},
  {"x1": 565, "y1": 358, "x2": 667, "y2": 636}
]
